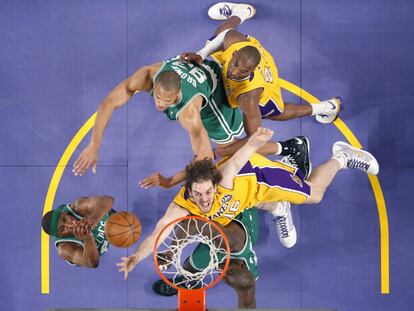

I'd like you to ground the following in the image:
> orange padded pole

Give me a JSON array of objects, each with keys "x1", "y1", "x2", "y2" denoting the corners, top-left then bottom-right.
[{"x1": 178, "y1": 288, "x2": 206, "y2": 311}]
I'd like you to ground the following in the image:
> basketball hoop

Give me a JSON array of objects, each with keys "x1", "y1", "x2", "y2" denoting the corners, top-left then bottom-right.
[{"x1": 153, "y1": 215, "x2": 230, "y2": 311}]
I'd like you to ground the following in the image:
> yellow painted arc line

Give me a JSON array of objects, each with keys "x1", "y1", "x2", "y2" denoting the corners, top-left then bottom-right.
[
  {"x1": 41, "y1": 82, "x2": 389, "y2": 295},
  {"x1": 280, "y1": 78, "x2": 389, "y2": 294},
  {"x1": 41, "y1": 112, "x2": 97, "y2": 294}
]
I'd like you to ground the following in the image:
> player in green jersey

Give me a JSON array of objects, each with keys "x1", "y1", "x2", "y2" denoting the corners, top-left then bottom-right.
[
  {"x1": 41, "y1": 195, "x2": 115, "y2": 268},
  {"x1": 72, "y1": 56, "x2": 310, "y2": 189}
]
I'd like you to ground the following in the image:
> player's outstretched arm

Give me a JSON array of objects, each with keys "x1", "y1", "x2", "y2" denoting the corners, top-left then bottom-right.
[
  {"x1": 139, "y1": 170, "x2": 186, "y2": 190},
  {"x1": 72, "y1": 64, "x2": 160, "y2": 176},
  {"x1": 139, "y1": 96, "x2": 214, "y2": 190},
  {"x1": 180, "y1": 29, "x2": 248, "y2": 66},
  {"x1": 219, "y1": 127, "x2": 273, "y2": 189},
  {"x1": 237, "y1": 88, "x2": 264, "y2": 136},
  {"x1": 179, "y1": 96, "x2": 214, "y2": 161},
  {"x1": 116, "y1": 202, "x2": 189, "y2": 279}
]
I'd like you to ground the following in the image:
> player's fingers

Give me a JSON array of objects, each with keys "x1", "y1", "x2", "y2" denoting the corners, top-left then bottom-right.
[
  {"x1": 73, "y1": 156, "x2": 82, "y2": 169},
  {"x1": 92, "y1": 163, "x2": 97, "y2": 174},
  {"x1": 84, "y1": 226, "x2": 90, "y2": 235},
  {"x1": 73, "y1": 159, "x2": 87, "y2": 175},
  {"x1": 139, "y1": 174, "x2": 154, "y2": 183},
  {"x1": 117, "y1": 267, "x2": 123, "y2": 273},
  {"x1": 78, "y1": 161, "x2": 91, "y2": 176},
  {"x1": 72, "y1": 159, "x2": 84, "y2": 174},
  {"x1": 141, "y1": 181, "x2": 155, "y2": 189},
  {"x1": 140, "y1": 177, "x2": 158, "y2": 188},
  {"x1": 180, "y1": 53, "x2": 188, "y2": 61},
  {"x1": 139, "y1": 179, "x2": 150, "y2": 188}
]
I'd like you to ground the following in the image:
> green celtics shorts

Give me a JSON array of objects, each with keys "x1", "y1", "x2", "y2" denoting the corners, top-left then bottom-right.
[{"x1": 188, "y1": 208, "x2": 259, "y2": 279}]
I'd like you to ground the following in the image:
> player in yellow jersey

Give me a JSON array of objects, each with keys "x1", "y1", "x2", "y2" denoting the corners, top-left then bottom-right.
[
  {"x1": 117, "y1": 126, "x2": 379, "y2": 281},
  {"x1": 181, "y1": 2, "x2": 342, "y2": 155}
]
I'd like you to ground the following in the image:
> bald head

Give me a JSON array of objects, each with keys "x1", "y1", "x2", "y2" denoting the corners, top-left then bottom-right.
[
  {"x1": 238, "y1": 46, "x2": 261, "y2": 69},
  {"x1": 154, "y1": 71, "x2": 181, "y2": 92}
]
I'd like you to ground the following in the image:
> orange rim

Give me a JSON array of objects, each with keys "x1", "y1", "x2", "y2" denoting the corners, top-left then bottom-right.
[{"x1": 153, "y1": 215, "x2": 230, "y2": 291}]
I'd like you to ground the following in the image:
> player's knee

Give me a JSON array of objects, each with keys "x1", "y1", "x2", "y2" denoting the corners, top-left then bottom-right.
[
  {"x1": 224, "y1": 261, "x2": 255, "y2": 291},
  {"x1": 308, "y1": 191, "x2": 324, "y2": 204},
  {"x1": 224, "y1": 223, "x2": 245, "y2": 253}
]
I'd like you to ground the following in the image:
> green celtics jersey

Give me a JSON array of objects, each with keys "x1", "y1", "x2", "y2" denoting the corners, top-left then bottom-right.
[
  {"x1": 54, "y1": 204, "x2": 115, "y2": 266},
  {"x1": 189, "y1": 208, "x2": 259, "y2": 279},
  {"x1": 153, "y1": 56, "x2": 244, "y2": 144}
]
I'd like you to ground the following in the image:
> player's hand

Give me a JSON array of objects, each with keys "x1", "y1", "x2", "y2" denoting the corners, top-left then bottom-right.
[
  {"x1": 73, "y1": 224, "x2": 92, "y2": 240},
  {"x1": 180, "y1": 52, "x2": 203, "y2": 66},
  {"x1": 117, "y1": 255, "x2": 139, "y2": 280},
  {"x1": 139, "y1": 173, "x2": 172, "y2": 189},
  {"x1": 73, "y1": 144, "x2": 99, "y2": 176},
  {"x1": 78, "y1": 217, "x2": 95, "y2": 231},
  {"x1": 248, "y1": 127, "x2": 274, "y2": 149}
]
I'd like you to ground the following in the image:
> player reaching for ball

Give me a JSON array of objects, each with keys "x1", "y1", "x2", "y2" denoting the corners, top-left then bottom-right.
[
  {"x1": 118, "y1": 126, "x2": 379, "y2": 280},
  {"x1": 41, "y1": 195, "x2": 115, "y2": 268}
]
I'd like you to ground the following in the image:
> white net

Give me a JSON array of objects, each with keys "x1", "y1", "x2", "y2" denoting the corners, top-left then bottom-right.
[{"x1": 155, "y1": 217, "x2": 229, "y2": 289}]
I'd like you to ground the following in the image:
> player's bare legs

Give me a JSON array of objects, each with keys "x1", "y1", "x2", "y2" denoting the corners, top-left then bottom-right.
[
  {"x1": 216, "y1": 139, "x2": 279, "y2": 157},
  {"x1": 268, "y1": 103, "x2": 313, "y2": 121},
  {"x1": 268, "y1": 98, "x2": 342, "y2": 123},
  {"x1": 221, "y1": 260, "x2": 256, "y2": 308},
  {"x1": 214, "y1": 16, "x2": 242, "y2": 36},
  {"x1": 306, "y1": 142, "x2": 379, "y2": 204},
  {"x1": 306, "y1": 159, "x2": 341, "y2": 204},
  {"x1": 216, "y1": 135, "x2": 312, "y2": 179}
]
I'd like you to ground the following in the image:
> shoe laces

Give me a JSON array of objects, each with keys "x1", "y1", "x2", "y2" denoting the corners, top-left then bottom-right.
[
  {"x1": 347, "y1": 158, "x2": 370, "y2": 172},
  {"x1": 274, "y1": 216, "x2": 289, "y2": 238},
  {"x1": 220, "y1": 5, "x2": 232, "y2": 18},
  {"x1": 283, "y1": 154, "x2": 298, "y2": 168}
]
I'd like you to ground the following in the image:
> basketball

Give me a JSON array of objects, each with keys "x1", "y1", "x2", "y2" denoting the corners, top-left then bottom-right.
[{"x1": 105, "y1": 211, "x2": 142, "y2": 248}]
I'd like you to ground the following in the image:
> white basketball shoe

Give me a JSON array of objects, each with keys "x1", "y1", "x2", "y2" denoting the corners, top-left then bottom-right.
[
  {"x1": 315, "y1": 96, "x2": 342, "y2": 124},
  {"x1": 208, "y1": 2, "x2": 256, "y2": 21},
  {"x1": 272, "y1": 201, "x2": 297, "y2": 248},
  {"x1": 332, "y1": 141, "x2": 379, "y2": 175}
]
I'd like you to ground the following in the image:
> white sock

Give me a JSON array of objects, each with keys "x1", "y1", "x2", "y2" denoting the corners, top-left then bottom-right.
[
  {"x1": 311, "y1": 101, "x2": 330, "y2": 116},
  {"x1": 231, "y1": 8, "x2": 250, "y2": 24},
  {"x1": 275, "y1": 142, "x2": 282, "y2": 155},
  {"x1": 331, "y1": 153, "x2": 346, "y2": 169},
  {"x1": 271, "y1": 202, "x2": 288, "y2": 217}
]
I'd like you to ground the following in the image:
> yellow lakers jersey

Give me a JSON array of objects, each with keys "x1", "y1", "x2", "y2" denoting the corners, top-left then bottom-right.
[
  {"x1": 211, "y1": 36, "x2": 281, "y2": 108},
  {"x1": 173, "y1": 153, "x2": 305, "y2": 226}
]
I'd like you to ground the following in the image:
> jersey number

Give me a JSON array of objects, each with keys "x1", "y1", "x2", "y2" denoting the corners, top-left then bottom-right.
[
  {"x1": 263, "y1": 66, "x2": 273, "y2": 83},
  {"x1": 189, "y1": 67, "x2": 207, "y2": 84}
]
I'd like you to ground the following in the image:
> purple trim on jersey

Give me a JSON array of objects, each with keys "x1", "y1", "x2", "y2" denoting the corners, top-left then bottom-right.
[
  {"x1": 238, "y1": 161, "x2": 310, "y2": 196},
  {"x1": 249, "y1": 72, "x2": 255, "y2": 81},
  {"x1": 184, "y1": 189, "x2": 190, "y2": 200},
  {"x1": 259, "y1": 98, "x2": 282, "y2": 118},
  {"x1": 239, "y1": 161, "x2": 254, "y2": 175}
]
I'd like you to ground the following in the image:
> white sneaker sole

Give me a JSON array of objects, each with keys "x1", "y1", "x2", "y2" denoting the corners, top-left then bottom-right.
[
  {"x1": 316, "y1": 97, "x2": 342, "y2": 124},
  {"x1": 280, "y1": 225, "x2": 297, "y2": 248},
  {"x1": 208, "y1": 2, "x2": 256, "y2": 20}
]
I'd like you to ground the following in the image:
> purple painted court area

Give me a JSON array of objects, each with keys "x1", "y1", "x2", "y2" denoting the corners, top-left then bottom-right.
[{"x1": 0, "y1": 0, "x2": 413, "y2": 310}]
